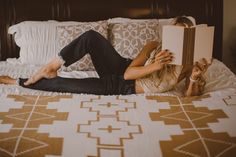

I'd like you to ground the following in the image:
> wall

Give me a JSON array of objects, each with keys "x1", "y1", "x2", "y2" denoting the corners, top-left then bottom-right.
[{"x1": 223, "y1": 0, "x2": 236, "y2": 74}]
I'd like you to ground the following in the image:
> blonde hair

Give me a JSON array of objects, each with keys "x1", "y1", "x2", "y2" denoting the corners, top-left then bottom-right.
[{"x1": 171, "y1": 16, "x2": 194, "y2": 27}]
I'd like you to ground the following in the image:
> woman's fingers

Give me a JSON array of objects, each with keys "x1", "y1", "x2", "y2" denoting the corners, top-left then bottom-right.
[
  {"x1": 191, "y1": 58, "x2": 212, "y2": 78},
  {"x1": 199, "y1": 58, "x2": 207, "y2": 67},
  {"x1": 191, "y1": 64, "x2": 202, "y2": 78},
  {"x1": 155, "y1": 49, "x2": 171, "y2": 58},
  {"x1": 196, "y1": 58, "x2": 210, "y2": 72},
  {"x1": 195, "y1": 61, "x2": 204, "y2": 71},
  {"x1": 193, "y1": 65, "x2": 202, "y2": 73},
  {"x1": 155, "y1": 50, "x2": 173, "y2": 64},
  {"x1": 163, "y1": 58, "x2": 173, "y2": 64},
  {"x1": 202, "y1": 58, "x2": 208, "y2": 64},
  {"x1": 155, "y1": 50, "x2": 166, "y2": 58}
]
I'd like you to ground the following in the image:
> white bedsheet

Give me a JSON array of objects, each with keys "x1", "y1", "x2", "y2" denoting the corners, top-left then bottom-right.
[
  {"x1": 0, "y1": 58, "x2": 99, "y2": 96},
  {"x1": 0, "y1": 58, "x2": 236, "y2": 96}
]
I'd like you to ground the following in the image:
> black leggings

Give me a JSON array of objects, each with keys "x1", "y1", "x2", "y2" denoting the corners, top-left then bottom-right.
[{"x1": 19, "y1": 30, "x2": 135, "y2": 95}]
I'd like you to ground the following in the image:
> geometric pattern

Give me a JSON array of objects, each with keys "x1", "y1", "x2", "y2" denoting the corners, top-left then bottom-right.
[
  {"x1": 77, "y1": 96, "x2": 142, "y2": 157},
  {"x1": 1, "y1": 92, "x2": 236, "y2": 157},
  {"x1": 223, "y1": 93, "x2": 236, "y2": 106},
  {"x1": 147, "y1": 95, "x2": 236, "y2": 157},
  {"x1": 0, "y1": 95, "x2": 71, "y2": 157},
  {"x1": 109, "y1": 20, "x2": 159, "y2": 59}
]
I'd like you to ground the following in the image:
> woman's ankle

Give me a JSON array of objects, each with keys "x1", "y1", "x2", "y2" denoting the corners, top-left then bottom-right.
[
  {"x1": 48, "y1": 57, "x2": 64, "y2": 71},
  {"x1": 0, "y1": 76, "x2": 17, "y2": 85}
]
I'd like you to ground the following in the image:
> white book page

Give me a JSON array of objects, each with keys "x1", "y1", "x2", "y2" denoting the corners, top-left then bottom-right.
[
  {"x1": 193, "y1": 26, "x2": 214, "y2": 63},
  {"x1": 193, "y1": 24, "x2": 208, "y2": 27},
  {"x1": 162, "y1": 26, "x2": 185, "y2": 65}
]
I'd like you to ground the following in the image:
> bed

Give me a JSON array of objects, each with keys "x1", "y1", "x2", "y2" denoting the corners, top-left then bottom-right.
[{"x1": 1, "y1": 0, "x2": 236, "y2": 157}]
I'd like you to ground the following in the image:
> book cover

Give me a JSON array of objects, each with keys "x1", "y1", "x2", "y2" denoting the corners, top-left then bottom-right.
[{"x1": 161, "y1": 25, "x2": 215, "y2": 65}]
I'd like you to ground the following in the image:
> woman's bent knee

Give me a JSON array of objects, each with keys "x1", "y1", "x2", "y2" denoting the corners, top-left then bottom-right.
[{"x1": 83, "y1": 30, "x2": 100, "y2": 40}]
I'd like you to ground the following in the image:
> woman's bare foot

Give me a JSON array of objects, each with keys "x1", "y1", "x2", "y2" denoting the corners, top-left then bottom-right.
[
  {"x1": 24, "y1": 57, "x2": 63, "y2": 86},
  {"x1": 0, "y1": 76, "x2": 17, "y2": 85}
]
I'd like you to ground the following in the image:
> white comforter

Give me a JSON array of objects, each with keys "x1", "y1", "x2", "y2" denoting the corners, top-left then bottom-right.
[
  {"x1": 0, "y1": 58, "x2": 236, "y2": 96},
  {"x1": 0, "y1": 58, "x2": 236, "y2": 157}
]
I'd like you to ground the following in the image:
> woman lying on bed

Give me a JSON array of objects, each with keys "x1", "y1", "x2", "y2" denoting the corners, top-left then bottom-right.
[{"x1": 0, "y1": 16, "x2": 211, "y2": 96}]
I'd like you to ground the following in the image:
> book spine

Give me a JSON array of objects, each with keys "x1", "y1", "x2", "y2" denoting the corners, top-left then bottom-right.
[
  {"x1": 182, "y1": 29, "x2": 188, "y2": 65},
  {"x1": 188, "y1": 28, "x2": 195, "y2": 65},
  {"x1": 183, "y1": 28, "x2": 195, "y2": 65}
]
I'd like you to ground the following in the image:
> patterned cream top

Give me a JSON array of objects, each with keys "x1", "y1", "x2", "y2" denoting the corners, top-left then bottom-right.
[{"x1": 136, "y1": 44, "x2": 183, "y2": 93}]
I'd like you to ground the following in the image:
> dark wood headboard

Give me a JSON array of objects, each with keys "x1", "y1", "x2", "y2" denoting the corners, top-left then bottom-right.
[{"x1": 0, "y1": 0, "x2": 223, "y2": 61}]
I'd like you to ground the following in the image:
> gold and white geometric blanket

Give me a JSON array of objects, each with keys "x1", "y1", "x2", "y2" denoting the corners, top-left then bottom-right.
[{"x1": 0, "y1": 90, "x2": 236, "y2": 157}]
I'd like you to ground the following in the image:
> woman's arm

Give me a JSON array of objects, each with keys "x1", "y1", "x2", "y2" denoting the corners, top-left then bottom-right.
[
  {"x1": 184, "y1": 58, "x2": 210, "y2": 97},
  {"x1": 124, "y1": 41, "x2": 173, "y2": 80},
  {"x1": 185, "y1": 74, "x2": 206, "y2": 96}
]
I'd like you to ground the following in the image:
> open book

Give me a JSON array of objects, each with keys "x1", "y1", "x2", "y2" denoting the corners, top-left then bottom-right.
[{"x1": 162, "y1": 24, "x2": 215, "y2": 65}]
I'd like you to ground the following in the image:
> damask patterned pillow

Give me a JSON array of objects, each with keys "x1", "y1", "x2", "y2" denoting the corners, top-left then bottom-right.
[
  {"x1": 108, "y1": 19, "x2": 160, "y2": 59},
  {"x1": 57, "y1": 20, "x2": 108, "y2": 71}
]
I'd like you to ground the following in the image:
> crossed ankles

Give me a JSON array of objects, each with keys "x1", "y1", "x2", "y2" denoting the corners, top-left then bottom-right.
[{"x1": 24, "y1": 57, "x2": 63, "y2": 86}]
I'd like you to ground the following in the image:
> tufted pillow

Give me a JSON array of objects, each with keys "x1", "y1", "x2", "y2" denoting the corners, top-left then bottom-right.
[
  {"x1": 108, "y1": 19, "x2": 160, "y2": 59},
  {"x1": 8, "y1": 21, "x2": 61, "y2": 65},
  {"x1": 56, "y1": 20, "x2": 108, "y2": 71}
]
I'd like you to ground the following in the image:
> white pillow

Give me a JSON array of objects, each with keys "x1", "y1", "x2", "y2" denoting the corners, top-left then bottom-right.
[
  {"x1": 8, "y1": 20, "x2": 108, "y2": 69},
  {"x1": 8, "y1": 21, "x2": 60, "y2": 65}
]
